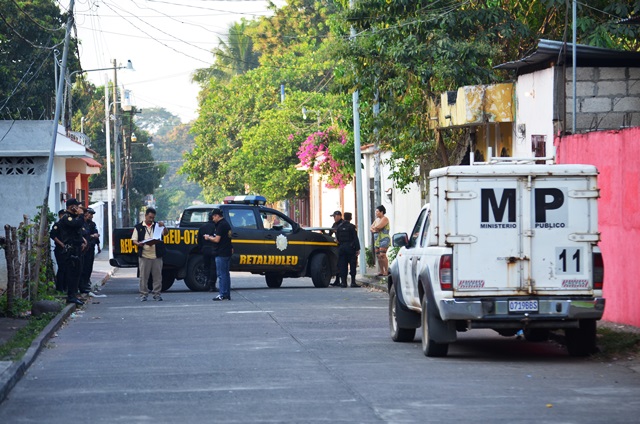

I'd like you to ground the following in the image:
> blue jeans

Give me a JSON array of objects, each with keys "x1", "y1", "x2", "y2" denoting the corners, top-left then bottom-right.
[{"x1": 216, "y1": 256, "x2": 231, "y2": 298}]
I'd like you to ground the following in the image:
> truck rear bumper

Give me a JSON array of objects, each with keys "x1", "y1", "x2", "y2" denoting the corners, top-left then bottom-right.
[{"x1": 439, "y1": 297, "x2": 605, "y2": 324}]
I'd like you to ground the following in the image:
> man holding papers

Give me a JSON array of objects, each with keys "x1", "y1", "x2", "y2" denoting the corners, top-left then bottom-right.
[{"x1": 132, "y1": 207, "x2": 169, "y2": 301}]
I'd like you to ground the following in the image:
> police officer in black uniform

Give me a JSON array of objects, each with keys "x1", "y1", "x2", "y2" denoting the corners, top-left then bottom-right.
[
  {"x1": 335, "y1": 212, "x2": 360, "y2": 288},
  {"x1": 79, "y1": 208, "x2": 100, "y2": 294},
  {"x1": 197, "y1": 210, "x2": 218, "y2": 292},
  {"x1": 329, "y1": 211, "x2": 344, "y2": 287},
  {"x1": 57, "y1": 198, "x2": 87, "y2": 305},
  {"x1": 50, "y1": 209, "x2": 67, "y2": 292}
]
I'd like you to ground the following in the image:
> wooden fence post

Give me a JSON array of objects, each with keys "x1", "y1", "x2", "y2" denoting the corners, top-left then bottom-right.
[{"x1": 4, "y1": 224, "x2": 18, "y2": 316}]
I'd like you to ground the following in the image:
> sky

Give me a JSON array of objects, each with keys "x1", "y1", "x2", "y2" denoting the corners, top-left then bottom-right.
[{"x1": 70, "y1": 0, "x2": 283, "y2": 123}]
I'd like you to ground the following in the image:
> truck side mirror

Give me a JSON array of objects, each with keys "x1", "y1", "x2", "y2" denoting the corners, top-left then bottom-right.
[{"x1": 392, "y1": 233, "x2": 409, "y2": 248}]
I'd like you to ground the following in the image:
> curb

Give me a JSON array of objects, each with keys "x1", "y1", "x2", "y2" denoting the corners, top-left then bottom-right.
[
  {"x1": 0, "y1": 263, "x2": 115, "y2": 404},
  {"x1": 0, "y1": 303, "x2": 75, "y2": 404},
  {"x1": 356, "y1": 274, "x2": 388, "y2": 292}
]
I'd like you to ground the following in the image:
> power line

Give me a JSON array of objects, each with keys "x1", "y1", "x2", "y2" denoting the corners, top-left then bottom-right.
[
  {"x1": 9, "y1": 0, "x2": 66, "y2": 32},
  {"x1": 100, "y1": 1, "x2": 214, "y2": 65},
  {"x1": 0, "y1": 10, "x2": 65, "y2": 50}
]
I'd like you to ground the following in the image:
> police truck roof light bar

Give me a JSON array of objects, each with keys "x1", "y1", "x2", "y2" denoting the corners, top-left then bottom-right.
[{"x1": 223, "y1": 195, "x2": 267, "y2": 206}]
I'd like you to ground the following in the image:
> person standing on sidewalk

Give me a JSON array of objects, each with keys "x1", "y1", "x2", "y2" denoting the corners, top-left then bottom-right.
[
  {"x1": 336, "y1": 212, "x2": 361, "y2": 288},
  {"x1": 329, "y1": 210, "x2": 344, "y2": 287},
  {"x1": 197, "y1": 210, "x2": 218, "y2": 292},
  {"x1": 370, "y1": 205, "x2": 390, "y2": 277},
  {"x1": 50, "y1": 209, "x2": 67, "y2": 292},
  {"x1": 58, "y1": 199, "x2": 87, "y2": 305},
  {"x1": 131, "y1": 207, "x2": 168, "y2": 301},
  {"x1": 209, "y1": 208, "x2": 232, "y2": 301},
  {"x1": 79, "y1": 208, "x2": 100, "y2": 294}
]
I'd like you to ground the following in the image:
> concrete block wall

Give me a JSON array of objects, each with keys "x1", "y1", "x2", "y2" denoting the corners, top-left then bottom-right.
[
  {"x1": 555, "y1": 127, "x2": 640, "y2": 327},
  {"x1": 565, "y1": 67, "x2": 640, "y2": 132}
]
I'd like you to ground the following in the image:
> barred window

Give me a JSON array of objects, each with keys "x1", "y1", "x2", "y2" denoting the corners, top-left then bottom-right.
[{"x1": 0, "y1": 157, "x2": 36, "y2": 175}]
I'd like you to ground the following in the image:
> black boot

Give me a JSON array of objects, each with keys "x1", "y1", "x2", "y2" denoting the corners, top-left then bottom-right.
[
  {"x1": 330, "y1": 276, "x2": 341, "y2": 287},
  {"x1": 350, "y1": 276, "x2": 360, "y2": 288}
]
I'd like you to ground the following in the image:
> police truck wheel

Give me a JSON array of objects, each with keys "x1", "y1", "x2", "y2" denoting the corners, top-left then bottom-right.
[
  {"x1": 146, "y1": 270, "x2": 175, "y2": 292},
  {"x1": 309, "y1": 253, "x2": 331, "y2": 287},
  {"x1": 265, "y1": 273, "x2": 283, "y2": 288},
  {"x1": 421, "y1": 297, "x2": 449, "y2": 357},
  {"x1": 389, "y1": 285, "x2": 416, "y2": 342},
  {"x1": 184, "y1": 256, "x2": 209, "y2": 291},
  {"x1": 565, "y1": 319, "x2": 598, "y2": 356}
]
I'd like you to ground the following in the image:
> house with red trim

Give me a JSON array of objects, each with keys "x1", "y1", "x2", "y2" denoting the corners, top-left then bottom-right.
[{"x1": 0, "y1": 120, "x2": 101, "y2": 290}]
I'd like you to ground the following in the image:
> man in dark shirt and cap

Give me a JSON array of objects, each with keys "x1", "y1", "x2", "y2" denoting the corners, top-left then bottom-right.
[
  {"x1": 329, "y1": 210, "x2": 343, "y2": 287},
  {"x1": 210, "y1": 208, "x2": 233, "y2": 301},
  {"x1": 197, "y1": 210, "x2": 218, "y2": 292},
  {"x1": 80, "y1": 207, "x2": 100, "y2": 294},
  {"x1": 335, "y1": 212, "x2": 361, "y2": 288},
  {"x1": 57, "y1": 198, "x2": 87, "y2": 305},
  {"x1": 50, "y1": 209, "x2": 67, "y2": 292}
]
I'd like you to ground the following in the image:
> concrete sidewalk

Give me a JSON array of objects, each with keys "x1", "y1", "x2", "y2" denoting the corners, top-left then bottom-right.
[
  {"x1": 0, "y1": 249, "x2": 117, "y2": 403},
  {"x1": 356, "y1": 266, "x2": 389, "y2": 292}
]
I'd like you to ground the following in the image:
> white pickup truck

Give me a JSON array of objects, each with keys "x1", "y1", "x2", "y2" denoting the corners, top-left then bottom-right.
[{"x1": 388, "y1": 163, "x2": 605, "y2": 357}]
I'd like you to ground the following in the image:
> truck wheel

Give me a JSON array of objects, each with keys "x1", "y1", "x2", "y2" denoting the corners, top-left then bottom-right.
[
  {"x1": 265, "y1": 273, "x2": 283, "y2": 288},
  {"x1": 565, "y1": 319, "x2": 598, "y2": 357},
  {"x1": 389, "y1": 285, "x2": 416, "y2": 342},
  {"x1": 524, "y1": 328, "x2": 550, "y2": 343},
  {"x1": 421, "y1": 297, "x2": 449, "y2": 357},
  {"x1": 184, "y1": 256, "x2": 209, "y2": 292},
  {"x1": 309, "y1": 253, "x2": 331, "y2": 288},
  {"x1": 146, "y1": 270, "x2": 176, "y2": 292}
]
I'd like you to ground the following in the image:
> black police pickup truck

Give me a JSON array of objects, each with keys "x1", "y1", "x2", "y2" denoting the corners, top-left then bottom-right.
[{"x1": 110, "y1": 195, "x2": 338, "y2": 291}]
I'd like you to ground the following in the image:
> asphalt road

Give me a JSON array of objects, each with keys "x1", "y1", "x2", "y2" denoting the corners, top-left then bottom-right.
[{"x1": 0, "y1": 268, "x2": 639, "y2": 423}]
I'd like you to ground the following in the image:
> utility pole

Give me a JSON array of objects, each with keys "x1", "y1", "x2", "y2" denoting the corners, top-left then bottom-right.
[
  {"x1": 34, "y1": 0, "x2": 76, "y2": 300},
  {"x1": 113, "y1": 59, "x2": 122, "y2": 228},
  {"x1": 122, "y1": 126, "x2": 130, "y2": 227},
  {"x1": 104, "y1": 74, "x2": 114, "y2": 259},
  {"x1": 350, "y1": 0, "x2": 366, "y2": 275},
  {"x1": 373, "y1": 89, "x2": 381, "y2": 208},
  {"x1": 572, "y1": 0, "x2": 577, "y2": 134}
]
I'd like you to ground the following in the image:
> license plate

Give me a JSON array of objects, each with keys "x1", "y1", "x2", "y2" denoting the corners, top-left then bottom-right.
[{"x1": 508, "y1": 300, "x2": 539, "y2": 312}]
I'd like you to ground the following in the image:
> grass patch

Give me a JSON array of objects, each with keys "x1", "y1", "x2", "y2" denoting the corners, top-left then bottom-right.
[
  {"x1": 596, "y1": 327, "x2": 640, "y2": 359},
  {"x1": 0, "y1": 313, "x2": 55, "y2": 361}
]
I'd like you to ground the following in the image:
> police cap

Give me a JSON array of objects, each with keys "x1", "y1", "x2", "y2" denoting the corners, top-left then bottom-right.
[
  {"x1": 66, "y1": 198, "x2": 80, "y2": 207},
  {"x1": 86, "y1": 208, "x2": 96, "y2": 214},
  {"x1": 330, "y1": 210, "x2": 342, "y2": 217},
  {"x1": 211, "y1": 208, "x2": 224, "y2": 217}
]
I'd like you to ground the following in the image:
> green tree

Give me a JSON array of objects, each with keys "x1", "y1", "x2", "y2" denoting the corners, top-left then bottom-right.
[
  {"x1": 67, "y1": 82, "x2": 166, "y2": 220},
  {"x1": 186, "y1": 0, "x2": 349, "y2": 202},
  {"x1": 138, "y1": 110, "x2": 204, "y2": 221},
  {"x1": 335, "y1": 0, "x2": 640, "y2": 190},
  {"x1": 0, "y1": 0, "x2": 80, "y2": 119},
  {"x1": 192, "y1": 20, "x2": 261, "y2": 84}
]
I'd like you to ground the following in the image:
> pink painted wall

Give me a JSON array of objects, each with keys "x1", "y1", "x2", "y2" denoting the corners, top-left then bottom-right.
[{"x1": 555, "y1": 127, "x2": 640, "y2": 327}]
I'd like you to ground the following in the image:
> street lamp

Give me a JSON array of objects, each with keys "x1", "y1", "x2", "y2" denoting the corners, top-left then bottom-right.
[
  {"x1": 103, "y1": 60, "x2": 134, "y2": 258},
  {"x1": 62, "y1": 60, "x2": 134, "y2": 129}
]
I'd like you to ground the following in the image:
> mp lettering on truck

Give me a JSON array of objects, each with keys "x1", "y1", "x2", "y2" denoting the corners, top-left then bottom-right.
[{"x1": 480, "y1": 187, "x2": 568, "y2": 229}]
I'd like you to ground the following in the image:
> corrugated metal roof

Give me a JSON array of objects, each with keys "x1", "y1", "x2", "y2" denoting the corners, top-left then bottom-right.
[
  {"x1": 495, "y1": 39, "x2": 640, "y2": 74},
  {"x1": 0, "y1": 120, "x2": 91, "y2": 157}
]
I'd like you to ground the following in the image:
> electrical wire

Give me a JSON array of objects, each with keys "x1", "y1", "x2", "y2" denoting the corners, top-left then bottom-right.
[
  {"x1": 9, "y1": 0, "x2": 66, "y2": 32},
  {"x1": 0, "y1": 10, "x2": 66, "y2": 50}
]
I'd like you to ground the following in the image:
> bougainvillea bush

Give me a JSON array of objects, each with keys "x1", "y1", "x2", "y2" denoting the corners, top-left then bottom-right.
[{"x1": 295, "y1": 126, "x2": 354, "y2": 188}]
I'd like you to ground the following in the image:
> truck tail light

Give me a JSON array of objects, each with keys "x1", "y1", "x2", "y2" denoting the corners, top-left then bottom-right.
[
  {"x1": 592, "y1": 251, "x2": 604, "y2": 290},
  {"x1": 439, "y1": 254, "x2": 453, "y2": 290}
]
